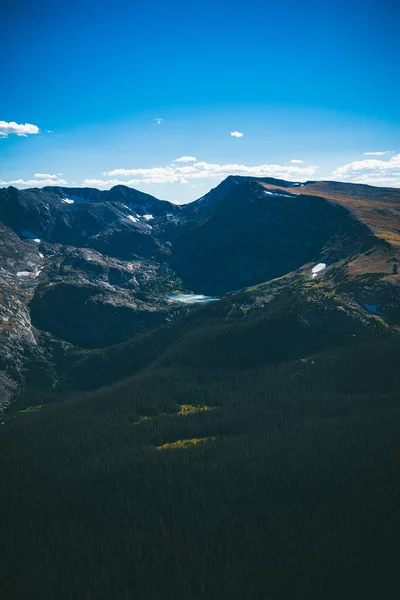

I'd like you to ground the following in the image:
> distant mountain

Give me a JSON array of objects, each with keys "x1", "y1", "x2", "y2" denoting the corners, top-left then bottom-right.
[
  {"x1": 175, "y1": 177, "x2": 381, "y2": 294},
  {"x1": 183, "y1": 175, "x2": 302, "y2": 219},
  {"x1": 0, "y1": 185, "x2": 184, "y2": 260},
  {"x1": 256, "y1": 179, "x2": 400, "y2": 247}
]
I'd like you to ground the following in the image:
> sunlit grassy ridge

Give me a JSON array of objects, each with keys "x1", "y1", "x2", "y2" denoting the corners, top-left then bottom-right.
[
  {"x1": 19, "y1": 404, "x2": 45, "y2": 413},
  {"x1": 178, "y1": 404, "x2": 214, "y2": 415},
  {"x1": 155, "y1": 437, "x2": 216, "y2": 450},
  {"x1": 260, "y1": 180, "x2": 400, "y2": 247}
]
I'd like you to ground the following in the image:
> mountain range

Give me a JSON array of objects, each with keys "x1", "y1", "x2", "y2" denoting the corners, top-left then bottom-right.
[{"x1": 0, "y1": 176, "x2": 399, "y2": 406}]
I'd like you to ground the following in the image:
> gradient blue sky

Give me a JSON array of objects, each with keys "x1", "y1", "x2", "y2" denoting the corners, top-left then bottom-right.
[{"x1": 1, "y1": 0, "x2": 399, "y2": 203}]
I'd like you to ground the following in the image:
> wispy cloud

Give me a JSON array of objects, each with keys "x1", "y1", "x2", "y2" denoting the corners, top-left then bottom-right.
[
  {"x1": 173, "y1": 156, "x2": 197, "y2": 163},
  {"x1": 0, "y1": 121, "x2": 40, "y2": 138},
  {"x1": 290, "y1": 159, "x2": 303, "y2": 164},
  {"x1": 363, "y1": 151, "x2": 391, "y2": 156},
  {"x1": 96, "y1": 160, "x2": 317, "y2": 187},
  {"x1": 340, "y1": 174, "x2": 400, "y2": 187},
  {"x1": 332, "y1": 153, "x2": 400, "y2": 187},
  {"x1": 230, "y1": 131, "x2": 243, "y2": 138},
  {"x1": 0, "y1": 177, "x2": 68, "y2": 187},
  {"x1": 34, "y1": 173, "x2": 59, "y2": 179},
  {"x1": 154, "y1": 118, "x2": 163, "y2": 125}
]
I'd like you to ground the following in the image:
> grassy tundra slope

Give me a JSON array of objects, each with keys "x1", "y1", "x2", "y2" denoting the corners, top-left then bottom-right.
[{"x1": 260, "y1": 179, "x2": 400, "y2": 247}]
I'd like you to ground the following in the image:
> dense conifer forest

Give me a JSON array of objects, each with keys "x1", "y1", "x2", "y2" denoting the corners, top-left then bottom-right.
[{"x1": 1, "y1": 280, "x2": 400, "y2": 599}]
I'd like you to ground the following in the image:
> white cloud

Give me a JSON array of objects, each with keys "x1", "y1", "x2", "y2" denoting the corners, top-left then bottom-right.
[
  {"x1": 290, "y1": 159, "x2": 303, "y2": 164},
  {"x1": 0, "y1": 177, "x2": 68, "y2": 187},
  {"x1": 345, "y1": 174, "x2": 400, "y2": 187},
  {"x1": 154, "y1": 118, "x2": 163, "y2": 125},
  {"x1": 230, "y1": 131, "x2": 243, "y2": 138},
  {"x1": 1, "y1": 161, "x2": 319, "y2": 192},
  {"x1": 83, "y1": 179, "x2": 123, "y2": 188},
  {"x1": 96, "y1": 160, "x2": 318, "y2": 187},
  {"x1": 332, "y1": 153, "x2": 400, "y2": 187},
  {"x1": 363, "y1": 151, "x2": 390, "y2": 156},
  {"x1": 0, "y1": 121, "x2": 40, "y2": 138},
  {"x1": 173, "y1": 156, "x2": 197, "y2": 163},
  {"x1": 34, "y1": 173, "x2": 59, "y2": 179}
]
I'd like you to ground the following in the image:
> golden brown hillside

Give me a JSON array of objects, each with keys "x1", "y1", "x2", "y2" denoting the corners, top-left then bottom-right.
[{"x1": 260, "y1": 180, "x2": 400, "y2": 247}]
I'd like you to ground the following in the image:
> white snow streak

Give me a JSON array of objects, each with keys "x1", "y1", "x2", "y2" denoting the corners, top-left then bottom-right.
[{"x1": 311, "y1": 263, "x2": 327, "y2": 278}]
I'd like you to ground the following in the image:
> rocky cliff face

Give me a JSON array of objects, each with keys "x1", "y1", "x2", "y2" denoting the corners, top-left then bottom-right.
[{"x1": 0, "y1": 222, "x2": 45, "y2": 407}]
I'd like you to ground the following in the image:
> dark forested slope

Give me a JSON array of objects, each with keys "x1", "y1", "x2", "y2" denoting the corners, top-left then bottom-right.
[{"x1": 1, "y1": 272, "x2": 400, "y2": 600}]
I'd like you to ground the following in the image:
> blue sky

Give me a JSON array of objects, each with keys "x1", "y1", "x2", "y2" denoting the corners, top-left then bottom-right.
[{"x1": 1, "y1": 0, "x2": 399, "y2": 203}]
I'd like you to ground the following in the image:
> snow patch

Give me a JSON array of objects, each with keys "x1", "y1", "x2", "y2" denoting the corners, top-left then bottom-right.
[
  {"x1": 167, "y1": 294, "x2": 218, "y2": 304},
  {"x1": 126, "y1": 202, "x2": 150, "y2": 212},
  {"x1": 17, "y1": 268, "x2": 42, "y2": 278},
  {"x1": 142, "y1": 214, "x2": 154, "y2": 221},
  {"x1": 62, "y1": 194, "x2": 89, "y2": 204},
  {"x1": 311, "y1": 263, "x2": 327, "y2": 278},
  {"x1": 128, "y1": 215, "x2": 139, "y2": 223},
  {"x1": 263, "y1": 190, "x2": 293, "y2": 198}
]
